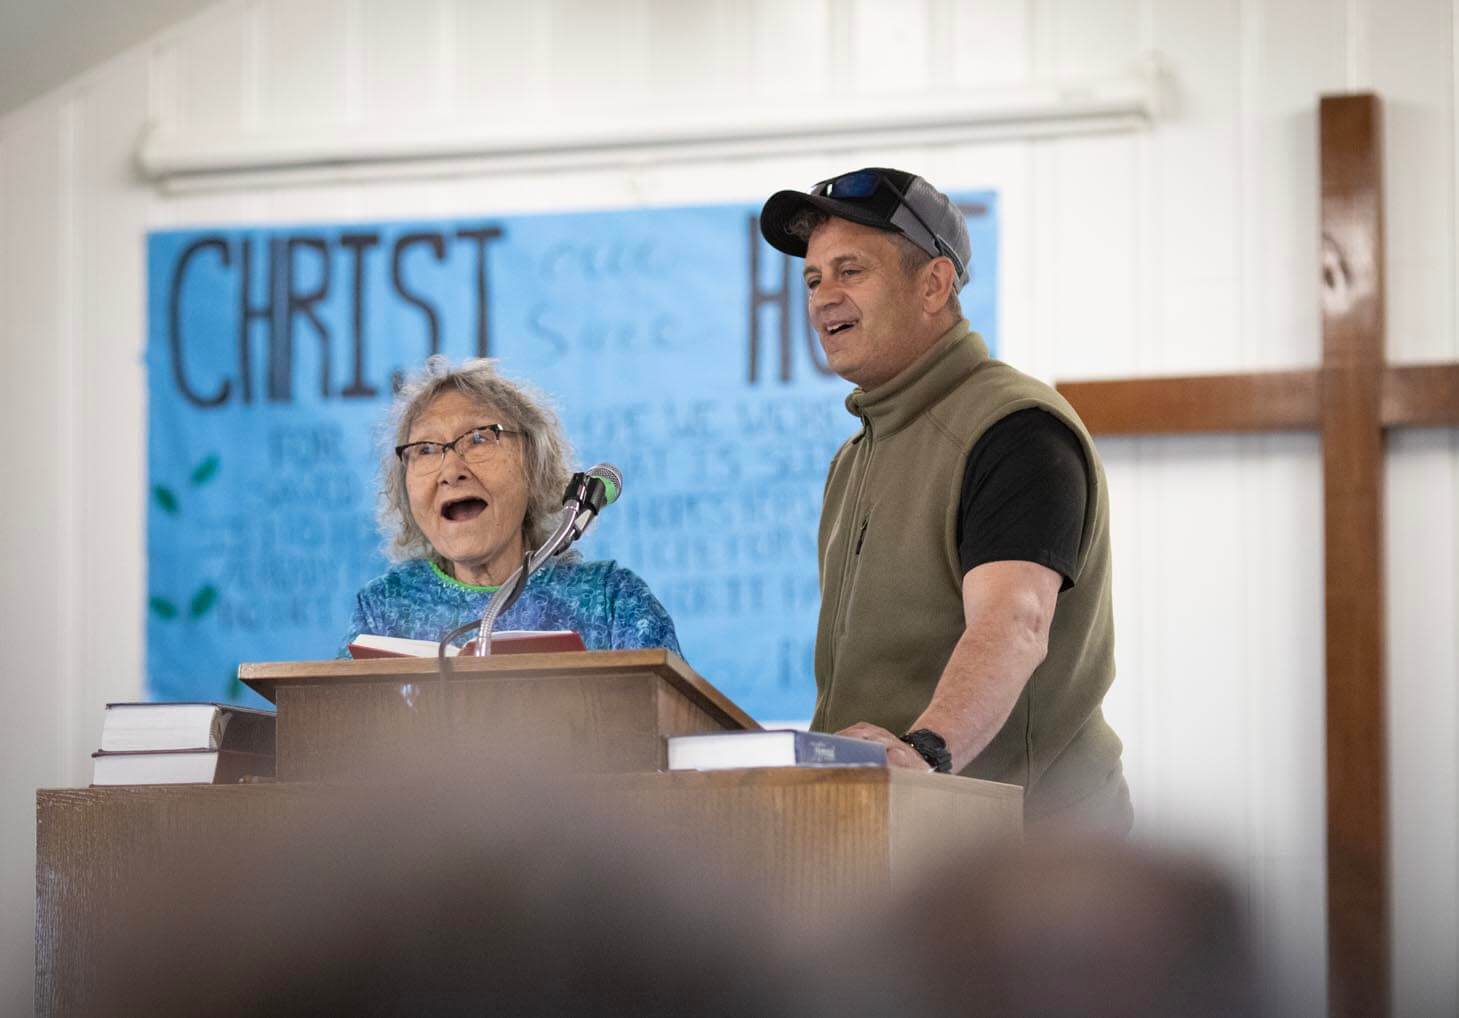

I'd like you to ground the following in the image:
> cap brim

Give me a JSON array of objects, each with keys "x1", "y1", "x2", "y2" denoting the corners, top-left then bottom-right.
[{"x1": 758, "y1": 190, "x2": 900, "y2": 257}]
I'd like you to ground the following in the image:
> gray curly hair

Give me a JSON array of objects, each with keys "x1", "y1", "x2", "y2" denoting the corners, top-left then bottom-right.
[{"x1": 378, "y1": 356, "x2": 574, "y2": 563}]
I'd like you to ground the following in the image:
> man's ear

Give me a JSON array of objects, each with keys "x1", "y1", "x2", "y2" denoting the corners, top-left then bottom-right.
[{"x1": 921, "y1": 257, "x2": 957, "y2": 315}]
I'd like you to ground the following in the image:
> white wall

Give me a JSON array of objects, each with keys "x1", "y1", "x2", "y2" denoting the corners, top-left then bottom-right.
[{"x1": 2, "y1": 1, "x2": 1456, "y2": 1015}]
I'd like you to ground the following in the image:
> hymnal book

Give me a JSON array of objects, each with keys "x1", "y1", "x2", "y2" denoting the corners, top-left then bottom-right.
[
  {"x1": 100, "y1": 702, "x2": 275, "y2": 754},
  {"x1": 91, "y1": 748, "x2": 274, "y2": 786},
  {"x1": 667, "y1": 730, "x2": 887, "y2": 771},
  {"x1": 348, "y1": 630, "x2": 587, "y2": 659}
]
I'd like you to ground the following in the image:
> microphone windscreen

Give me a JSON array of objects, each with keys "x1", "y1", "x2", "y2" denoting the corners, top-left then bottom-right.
[{"x1": 586, "y1": 464, "x2": 622, "y2": 505}]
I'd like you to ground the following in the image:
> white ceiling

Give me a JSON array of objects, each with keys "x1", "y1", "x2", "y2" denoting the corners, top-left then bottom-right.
[{"x1": 0, "y1": 0, "x2": 219, "y2": 117}]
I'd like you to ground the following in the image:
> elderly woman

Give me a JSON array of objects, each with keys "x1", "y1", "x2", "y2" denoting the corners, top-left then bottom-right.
[{"x1": 341, "y1": 356, "x2": 680, "y2": 654}]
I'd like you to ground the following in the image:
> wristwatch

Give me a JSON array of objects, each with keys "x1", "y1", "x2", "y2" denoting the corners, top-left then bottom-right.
[{"x1": 899, "y1": 728, "x2": 952, "y2": 773}]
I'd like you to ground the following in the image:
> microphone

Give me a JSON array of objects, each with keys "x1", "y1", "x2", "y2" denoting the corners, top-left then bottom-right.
[
  {"x1": 446, "y1": 463, "x2": 626, "y2": 658},
  {"x1": 563, "y1": 463, "x2": 623, "y2": 541},
  {"x1": 586, "y1": 463, "x2": 622, "y2": 508}
]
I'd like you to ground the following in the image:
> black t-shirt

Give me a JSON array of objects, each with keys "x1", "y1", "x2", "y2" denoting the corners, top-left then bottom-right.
[{"x1": 957, "y1": 409, "x2": 1088, "y2": 590}]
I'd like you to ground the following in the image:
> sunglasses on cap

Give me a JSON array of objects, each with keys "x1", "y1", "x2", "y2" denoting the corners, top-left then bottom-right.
[{"x1": 811, "y1": 169, "x2": 968, "y2": 284}]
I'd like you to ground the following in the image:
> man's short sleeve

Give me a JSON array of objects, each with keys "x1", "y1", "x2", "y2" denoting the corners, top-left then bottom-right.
[{"x1": 957, "y1": 408, "x2": 1089, "y2": 589}]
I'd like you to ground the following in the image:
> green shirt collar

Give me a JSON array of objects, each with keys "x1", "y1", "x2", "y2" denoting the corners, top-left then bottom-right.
[{"x1": 429, "y1": 560, "x2": 501, "y2": 594}]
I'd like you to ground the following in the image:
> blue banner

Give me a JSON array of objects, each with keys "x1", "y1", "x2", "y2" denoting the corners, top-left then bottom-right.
[{"x1": 146, "y1": 193, "x2": 997, "y2": 720}]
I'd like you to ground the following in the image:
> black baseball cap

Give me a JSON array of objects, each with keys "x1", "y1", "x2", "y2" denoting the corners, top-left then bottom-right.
[{"x1": 759, "y1": 167, "x2": 971, "y2": 289}]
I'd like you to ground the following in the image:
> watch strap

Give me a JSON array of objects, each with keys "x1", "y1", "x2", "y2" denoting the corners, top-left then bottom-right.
[{"x1": 899, "y1": 728, "x2": 952, "y2": 773}]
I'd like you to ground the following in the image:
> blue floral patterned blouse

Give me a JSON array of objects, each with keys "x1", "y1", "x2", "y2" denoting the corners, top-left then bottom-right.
[{"x1": 339, "y1": 555, "x2": 680, "y2": 657}]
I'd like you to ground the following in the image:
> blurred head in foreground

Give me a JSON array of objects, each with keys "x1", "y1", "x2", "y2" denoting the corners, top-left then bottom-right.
[
  {"x1": 820, "y1": 834, "x2": 1265, "y2": 1018},
  {"x1": 93, "y1": 782, "x2": 792, "y2": 1017},
  {"x1": 94, "y1": 788, "x2": 1265, "y2": 1018}
]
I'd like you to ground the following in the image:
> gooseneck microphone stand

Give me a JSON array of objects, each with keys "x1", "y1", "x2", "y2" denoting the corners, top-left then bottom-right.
[{"x1": 435, "y1": 468, "x2": 617, "y2": 661}]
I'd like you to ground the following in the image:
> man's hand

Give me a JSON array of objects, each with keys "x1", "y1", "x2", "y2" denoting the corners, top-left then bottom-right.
[{"x1": 836, "y1": 722, "x2": 930, "y2": 770}]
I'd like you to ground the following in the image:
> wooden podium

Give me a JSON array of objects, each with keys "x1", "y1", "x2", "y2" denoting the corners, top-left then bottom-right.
[
  {"x1": 241, "y1": 649, "x2": 759, "y2": 780},
  {"x1": 37, "y1": 651, "x2": 1021, "y2": 1016}
]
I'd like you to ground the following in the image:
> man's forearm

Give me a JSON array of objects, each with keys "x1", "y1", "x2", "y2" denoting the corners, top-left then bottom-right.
[
  {"x1": 836, "y1": 561, "x2": 1060, "y2": 774},
  {"x1": 910, "y1": 611, "x2": 1049, "y2": 773}
]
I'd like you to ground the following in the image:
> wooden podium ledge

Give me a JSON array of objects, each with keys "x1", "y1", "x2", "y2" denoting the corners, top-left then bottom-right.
[{"x1": 240, "y1": 648, "x2": 758, "y2": 733}]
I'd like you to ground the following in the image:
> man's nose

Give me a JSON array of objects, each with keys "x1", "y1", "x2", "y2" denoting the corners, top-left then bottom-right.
[{"x1": 810, "y1": 280, "x2": 842, "y2": 311}]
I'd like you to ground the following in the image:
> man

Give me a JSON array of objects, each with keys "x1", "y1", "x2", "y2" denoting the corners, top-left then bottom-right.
[{"x1": 760, "y1": 168, "x2": 1131, "y2": 832}]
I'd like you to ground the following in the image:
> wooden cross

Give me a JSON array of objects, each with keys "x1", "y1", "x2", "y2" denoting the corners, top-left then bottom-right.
[{"x1": 1054, "y1": 94, "x2": 1459, "y2": 1018}]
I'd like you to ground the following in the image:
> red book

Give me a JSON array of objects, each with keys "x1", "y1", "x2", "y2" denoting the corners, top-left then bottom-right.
[{"x1": 347, "y1": 630, "x2": 587, "y2": 659}]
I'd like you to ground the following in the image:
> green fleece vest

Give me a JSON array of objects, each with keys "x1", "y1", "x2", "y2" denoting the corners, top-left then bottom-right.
[{"x1": 812, "y1": 321, "x2": 1130, "y2": 829}]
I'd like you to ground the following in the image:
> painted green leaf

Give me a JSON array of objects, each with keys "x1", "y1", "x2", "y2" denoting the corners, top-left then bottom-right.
[
  {"x1": 190, "y1": 455, "x2": 220, "y2": 486},
  {"x1": 153, "y1": 485, "x2": 179, "y2": 514},
  {"x1": 189, "y1": 584, "x2": 219, "y2": 619},
  {"x1": 149, "y1": 596, "x2": 179, "y2": 620}
]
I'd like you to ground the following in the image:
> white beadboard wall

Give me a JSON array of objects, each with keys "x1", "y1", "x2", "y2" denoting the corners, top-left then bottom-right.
[{"x1": 2, "y1": 1, "x2": 1456, "y2": 1015}]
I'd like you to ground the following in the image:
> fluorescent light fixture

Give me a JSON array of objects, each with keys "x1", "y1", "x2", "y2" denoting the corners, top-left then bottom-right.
[{"x1": 138, "y1": 59, "x2": 1164, "y2": 193}]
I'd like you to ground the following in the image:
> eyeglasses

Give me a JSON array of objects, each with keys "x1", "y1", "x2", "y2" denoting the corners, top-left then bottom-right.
[
  {"x1": 811, "y1": 169, "x2": 968, "y2": 284},
  {"x1": 395, "y1": 424, "x2": 521, "y2": 477}
]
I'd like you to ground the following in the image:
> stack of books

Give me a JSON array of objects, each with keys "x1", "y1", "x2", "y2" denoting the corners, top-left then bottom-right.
[{"x1": 91, "y1": 702, "x2": 276, "y2": 786}]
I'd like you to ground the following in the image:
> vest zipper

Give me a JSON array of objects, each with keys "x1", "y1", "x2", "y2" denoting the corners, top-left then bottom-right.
[{"x1": 830, "y1": 417, "x2": 875, "y2": 648}]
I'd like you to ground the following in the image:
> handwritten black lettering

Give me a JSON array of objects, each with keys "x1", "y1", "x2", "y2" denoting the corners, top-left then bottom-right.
[
  {"x1": 455, "y1": 226, "x2": 505, "y2": 358},
  {"x1": 168, "y1": 236, "x2": 231, "y2": 407},
  {"x1": 391, "y1": 231, "x2": 446, "y2": 364},
  {"x1": 282, "y1": 236, "x2": 331, "y2": 400},
  {"x1": 339, "y1": 232, "x2": 381, "y2": 398},
  {"x1": 240, "y1": 236, "x2": 284, "y2": 404}
]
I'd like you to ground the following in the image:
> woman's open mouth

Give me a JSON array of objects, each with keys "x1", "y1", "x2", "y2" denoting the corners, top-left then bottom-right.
[{"x1": 441, "y1": 497, "x2": 487, "y2": 522}]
